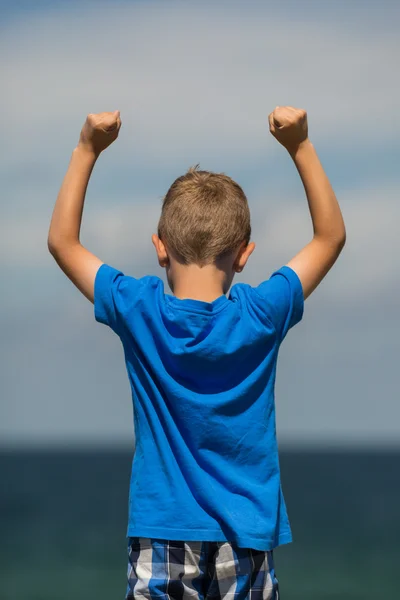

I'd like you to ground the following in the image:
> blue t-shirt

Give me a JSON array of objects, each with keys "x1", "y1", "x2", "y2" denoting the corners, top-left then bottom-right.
[{"x1": 94, "y1": 263, "x2": 304, "y2": 551}]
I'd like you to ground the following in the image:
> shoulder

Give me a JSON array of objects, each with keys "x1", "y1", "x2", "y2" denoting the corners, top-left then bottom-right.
[
  {"x1": 94, "y1": 264, "x2": 164, "y2": 329},
  {"x1": 253, "y1": 266, "x2": 303, "y2": 303},
  {"x1": 230, "y1": 266, "x2": 301, "y2": 300},
  {"x1": 229, "y1": 266, "x2": 304, "y2": 338},
  {"x1": 96, "y1": 264, "x2": 163, "y2": 294}
]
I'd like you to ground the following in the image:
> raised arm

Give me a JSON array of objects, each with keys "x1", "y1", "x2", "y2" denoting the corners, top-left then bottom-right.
[
  {"x1": 47, "y1": 111, "x2": 121, "y2": 302},
  {"x1": 268, "y1": 106, "x2": 346, "y2": 300}
]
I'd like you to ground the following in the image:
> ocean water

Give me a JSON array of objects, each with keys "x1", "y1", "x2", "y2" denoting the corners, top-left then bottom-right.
[{"x1": 1, "y1": 448, "x2": 399, "y2": 600}]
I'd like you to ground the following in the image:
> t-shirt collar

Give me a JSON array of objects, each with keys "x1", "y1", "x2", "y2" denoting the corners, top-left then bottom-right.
[{"x1": 164, "y1": 293, "x2": 229, "y2": 314}]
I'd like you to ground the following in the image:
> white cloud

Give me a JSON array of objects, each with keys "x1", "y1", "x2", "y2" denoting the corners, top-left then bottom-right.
[
  {"x1": 0, "y1": 196, "x2": 159, "y2": 269},
  {"x1": 1, "y1": 1, "x2": 398, "y2": 173},
  {"x1": 2, "y1": 1, "x2": 400, "y2": 446},
  {"x1": 3, "y1": 183, "x2": 399, "y2": 307},
  {"x1": 253, "y1": 183, "x2": 400, "y2": 304}
]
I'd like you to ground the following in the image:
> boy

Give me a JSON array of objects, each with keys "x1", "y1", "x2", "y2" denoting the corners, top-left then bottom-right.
[{"x1": 48, "y1": 106, "x2": 346, "y2": 599}]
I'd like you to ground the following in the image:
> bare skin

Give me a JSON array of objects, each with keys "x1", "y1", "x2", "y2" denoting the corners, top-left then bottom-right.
[
  {"x1": 48, "y1": 106, "x2": 345, "y2": 304},
  {"x1": 151, "y1": 236, "x2": 256, "y2": 301}
]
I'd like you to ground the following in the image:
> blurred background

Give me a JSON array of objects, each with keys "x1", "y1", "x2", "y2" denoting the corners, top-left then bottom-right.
[{"x1": 1, "y1": 0, "x2": 399, "y2": 598}]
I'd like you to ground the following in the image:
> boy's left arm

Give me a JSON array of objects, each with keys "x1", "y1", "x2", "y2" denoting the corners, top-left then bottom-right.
[{"x1": 47, "y1": 111, "x2": 121, "y2": 303}]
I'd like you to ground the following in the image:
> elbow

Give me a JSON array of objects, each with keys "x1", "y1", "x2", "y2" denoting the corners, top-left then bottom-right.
[
  {"x1": 47, "y1": 234, "x2": 80, "y2": 257},
  {"x1": 330, "y1": 232, "x2": 346, "y2": 257},
  {"x1": 48, "y1": 239, "x2": 55, "y2": 255},
  {"x1": 333, "y1": 229, "x2": 346, "y2": 254},
  {"x1": 337, "y1": 227, "x2": 347, "y2": 252},
  {"x1": 47, "y1": 235, "x2": 62, "y2": 257},
  {"x1": 315, "y1": 227, "x2": 346, "y2": 255},
  {"x1": 47, "y1": 236, "x2": 57, "y2": 256}
]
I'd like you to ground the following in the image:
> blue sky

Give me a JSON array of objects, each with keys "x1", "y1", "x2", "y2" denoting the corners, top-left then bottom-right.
[{"x1": 1, "y1": 0, "x2": 399, "y2": 447}]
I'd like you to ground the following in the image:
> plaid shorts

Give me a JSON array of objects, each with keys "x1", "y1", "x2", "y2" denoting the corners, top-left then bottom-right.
[{"x1": 125, "y1": 537, "x2": 279, "y2": 600}]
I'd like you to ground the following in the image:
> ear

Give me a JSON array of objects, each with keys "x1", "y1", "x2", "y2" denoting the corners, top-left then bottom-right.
[
  {"x1": 234, "y1": 241, "x2": 256, "y2": 272},
  {"x1": 152, "y1": 234, "x2": 169, "y2": 268}
]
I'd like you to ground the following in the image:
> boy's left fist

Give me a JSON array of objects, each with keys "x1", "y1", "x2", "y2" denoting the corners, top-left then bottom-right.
[{"x1": 78, "y1": 110, "x2": 121, "y2": 156}]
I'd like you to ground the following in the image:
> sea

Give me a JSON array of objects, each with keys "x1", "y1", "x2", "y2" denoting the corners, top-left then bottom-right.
[{"x1": 1, "y1": 448, "x2": 399, "y2": 600}]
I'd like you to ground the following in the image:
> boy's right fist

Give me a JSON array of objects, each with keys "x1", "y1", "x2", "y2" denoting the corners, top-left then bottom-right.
[
  {"x1": 268, "y1": 106, "x2": 308, "y2": 153},
  {"x1": 78, "y1": 111, "x2": 121, "y2": 157}
]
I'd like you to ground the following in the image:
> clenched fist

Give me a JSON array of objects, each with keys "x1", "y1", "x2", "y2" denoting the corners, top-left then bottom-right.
[
  {"x1": 268, "y1": 106, "x2": 308, "y2": 154},
  {"x1": 78, "y1": 111, "x2": 122, "y2": 156}
]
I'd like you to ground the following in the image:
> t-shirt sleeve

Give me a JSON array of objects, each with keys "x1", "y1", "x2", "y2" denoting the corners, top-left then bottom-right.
[
  {"x1": 94, "y1": 263, "x2": 142, "y2": 335},
  {"x1": 252, "y1": 265, "x2": 304, "y2": 341}
]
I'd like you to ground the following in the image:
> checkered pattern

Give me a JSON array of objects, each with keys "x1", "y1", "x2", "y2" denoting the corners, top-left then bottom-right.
[{"x1": 125, "y1": 537, "x2": 279, "y2": 600}]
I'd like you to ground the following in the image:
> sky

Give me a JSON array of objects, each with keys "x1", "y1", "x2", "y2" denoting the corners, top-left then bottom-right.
[{"x1": 1, "y1": 0, "x2": 399, "y2": 447}]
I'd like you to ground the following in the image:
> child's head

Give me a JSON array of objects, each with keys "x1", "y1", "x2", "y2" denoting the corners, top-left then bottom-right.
[{"x1": 152, "y1": 165, "x2": 255, "y2": 296}]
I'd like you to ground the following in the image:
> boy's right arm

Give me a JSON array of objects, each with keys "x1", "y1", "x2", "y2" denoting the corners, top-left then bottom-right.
[{"x1": 269, "y1": 106, "x2": 346, "y2": 300}]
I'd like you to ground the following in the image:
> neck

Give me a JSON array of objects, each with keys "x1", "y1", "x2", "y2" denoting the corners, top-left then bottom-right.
[{"x1": 168, "y1": 262, "x2": 231, "y2": 302}]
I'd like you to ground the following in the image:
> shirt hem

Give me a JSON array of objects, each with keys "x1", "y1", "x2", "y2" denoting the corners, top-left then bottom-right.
[{"x1": 126, "y1": 524, "x2": 292, "y2": 551}]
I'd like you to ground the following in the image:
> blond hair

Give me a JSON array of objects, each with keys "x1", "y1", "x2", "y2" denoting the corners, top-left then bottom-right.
[{"x1": 157, "y1": 165, "x2": 251, "y2": 266}]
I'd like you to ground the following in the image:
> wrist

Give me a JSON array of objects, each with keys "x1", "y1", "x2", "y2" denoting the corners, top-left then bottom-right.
[
  {"x1": 74, "y1": 143, "x2": 99, "y2": 162},
  {"x1": 287, "y1": 138, "x2": 313, "y2": 160}
]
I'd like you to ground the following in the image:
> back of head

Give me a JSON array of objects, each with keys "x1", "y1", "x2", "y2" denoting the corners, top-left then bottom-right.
[{"x1": 158, "y1": 165, "x2": 251, "y2": 267}]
